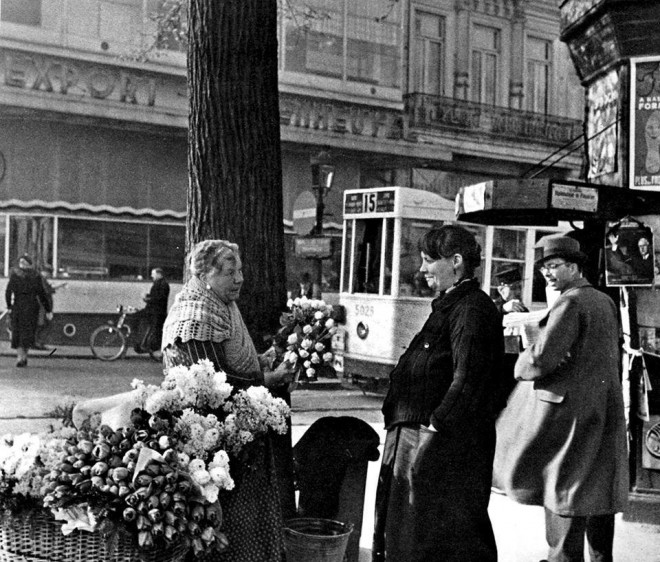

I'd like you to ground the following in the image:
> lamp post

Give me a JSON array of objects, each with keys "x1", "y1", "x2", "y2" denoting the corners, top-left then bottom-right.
[{"x1": 310, "y1": 151, "x2": 335, "y2": 291}]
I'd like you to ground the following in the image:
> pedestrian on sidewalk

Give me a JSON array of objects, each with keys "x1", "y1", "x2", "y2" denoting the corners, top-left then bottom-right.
[
  {"x1": 4, "y1": 254, "x2": 52, "y2": 367},
  {"x1": 493, "y1": 235, "x2": 628, "y2": 562},
  {"x1": 133, "y1": 267, "x2": 170, "y2": 353},
  {"x1": 373, "y1": 225, "x2": 507, "y2": 562}
]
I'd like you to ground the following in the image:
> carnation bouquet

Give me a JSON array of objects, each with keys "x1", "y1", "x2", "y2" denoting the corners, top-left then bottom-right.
[
  {"x1": 20, "y1": 359, "x2": 290, "y2": 560},
  {"x1": 272, "y1": 296, "x2": 338, "y2": 382}
]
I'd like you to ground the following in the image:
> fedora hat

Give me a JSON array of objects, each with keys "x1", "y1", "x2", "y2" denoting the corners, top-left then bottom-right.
[
  {"x1": 535, "y1": 235, "x2": 586, "y2": 266},
  {"x1": 495, "y1": 266, "x2": 522, "y2": 285}
]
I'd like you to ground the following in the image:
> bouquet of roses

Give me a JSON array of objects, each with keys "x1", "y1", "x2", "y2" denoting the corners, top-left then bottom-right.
[
  {"x1": 272, "y1": 296, "x2": 338, "y2": 382},
  {"x1": 43, "y1": 359, "x2": 290, "y2": 558}
]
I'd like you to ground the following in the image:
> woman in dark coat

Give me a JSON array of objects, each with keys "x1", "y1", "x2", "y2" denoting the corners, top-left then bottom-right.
[
  {"x1": 372, "y1": 225, "x2": 507, "y2": 562},
  {"x1": 5, "y1": 255, "x2": 52, "y2": 367}
]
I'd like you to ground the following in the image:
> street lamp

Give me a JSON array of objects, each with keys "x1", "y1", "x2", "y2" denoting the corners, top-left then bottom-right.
[{"x1": 310, "y1": 151, "x2": 335, "y2": 290}]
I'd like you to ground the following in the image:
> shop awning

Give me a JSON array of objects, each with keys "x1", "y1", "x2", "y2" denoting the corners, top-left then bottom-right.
[{"x1": 455, "y1": 179, "x2": 660, "y2": 226}]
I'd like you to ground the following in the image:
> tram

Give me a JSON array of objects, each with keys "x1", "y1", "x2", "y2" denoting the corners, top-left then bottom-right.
[{"x1": 336, "y1": 186, "x2": 570, "y2": 389}]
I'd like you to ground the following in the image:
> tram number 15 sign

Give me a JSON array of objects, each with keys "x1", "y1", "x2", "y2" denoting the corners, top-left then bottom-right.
[{"x1": 344, "y1": 190, "x2": 395, "y2": 215}]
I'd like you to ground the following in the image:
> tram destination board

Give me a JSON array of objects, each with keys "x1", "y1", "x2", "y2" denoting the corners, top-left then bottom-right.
[{"x1": 344, "y1": 189, "x2": 395, "y2": 215}]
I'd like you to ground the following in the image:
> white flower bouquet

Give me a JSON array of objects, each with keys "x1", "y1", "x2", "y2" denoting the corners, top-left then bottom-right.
[
  {"x1": 40, "y1": 359, "x2": 290, "y2": 559},
  {"x1": 272, "y1": 296, "x2": 338, "y2": 382}
]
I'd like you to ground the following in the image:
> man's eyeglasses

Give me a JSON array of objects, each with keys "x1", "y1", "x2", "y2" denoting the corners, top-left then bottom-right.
[{"x1": 539, "y1": 261, "x2": 568, "y2": 273}]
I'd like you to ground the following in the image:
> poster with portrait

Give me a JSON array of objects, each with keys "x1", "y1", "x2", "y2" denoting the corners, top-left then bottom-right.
[
  {"x1": 587, "y1": 69, "x2": 618, "y2": 179},
  {"x1": 604, "y1": 217, "x2": 655, "y2": 286},
  {"x1": 631, "y1": 57, "x2": 660, "y2": 190}
]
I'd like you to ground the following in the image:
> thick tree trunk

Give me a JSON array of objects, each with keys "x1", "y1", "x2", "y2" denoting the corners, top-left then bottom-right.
[{"x1": 187, "y1": 0, "x2": 286, "y2": 347}]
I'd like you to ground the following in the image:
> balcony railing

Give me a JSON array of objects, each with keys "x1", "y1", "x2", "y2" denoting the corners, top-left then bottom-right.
[{"x1": 404, "y1": 93, "x2": 583, "y2": 146}]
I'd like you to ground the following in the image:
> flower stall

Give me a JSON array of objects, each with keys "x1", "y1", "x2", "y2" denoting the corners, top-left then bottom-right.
[{"x1": 0, "y1": 359, "x2": 290, "y2": 561}]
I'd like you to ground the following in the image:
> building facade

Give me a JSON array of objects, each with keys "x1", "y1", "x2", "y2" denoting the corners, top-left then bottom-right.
[{"x1": 0, "y1": 0, "x2": 583, "y2": 312}]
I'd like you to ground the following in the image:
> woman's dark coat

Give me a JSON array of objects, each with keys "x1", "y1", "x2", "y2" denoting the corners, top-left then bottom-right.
[
  {"x1": 5, "y1": 268, "x2": 51, "y2": 349},
  {"x1": 374, "y1": 279, "x2": 507, "y2": 561}
]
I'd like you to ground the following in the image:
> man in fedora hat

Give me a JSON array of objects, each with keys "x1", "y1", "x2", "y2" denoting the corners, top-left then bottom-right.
[
  {"x1": 493, "y1": 266, "x2": 529, "y2": 315},
  {"x1": 493, "y1": 234, "x2": 628, "y2": 562}
]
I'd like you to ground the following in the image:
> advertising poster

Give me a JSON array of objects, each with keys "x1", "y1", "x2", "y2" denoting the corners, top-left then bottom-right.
[
  {"x1": 604, "y1": 217, "x2": 655, "y2": 286},
  {"x1": 587, "y1": 69, "x2": 618, "y2": 179},
  {"x1": 631, "y1": 58, "x2": 660, "y2": 190}
]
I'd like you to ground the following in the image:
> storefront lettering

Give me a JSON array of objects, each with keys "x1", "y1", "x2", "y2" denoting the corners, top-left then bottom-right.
[
  {"x1": 281, "y1": 96, "x2": 413, "y2": 141},
  {"x1": 2, "y1": 51, "x2": 156, "y2": 106}
]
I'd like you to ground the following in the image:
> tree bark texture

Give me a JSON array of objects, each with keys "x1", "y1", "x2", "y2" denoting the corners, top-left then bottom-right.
[{"x1": 187, "y1": 0, "x2": 287, "y2": 347}]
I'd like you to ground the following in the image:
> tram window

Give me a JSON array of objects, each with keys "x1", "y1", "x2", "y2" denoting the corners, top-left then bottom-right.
[
  {"x1": 400, "y1": 220, "x2": 435, "y2": 297},
  {"x1": 341, "y1": 224, "x2": 353, "y2": 293},
  {"x1": 353, "y1": 219, "x2": 383, "y2": 294}
]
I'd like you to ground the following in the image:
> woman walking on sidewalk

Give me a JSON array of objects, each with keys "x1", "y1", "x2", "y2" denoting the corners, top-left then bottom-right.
[{"x1": 5, "y1": 255, "x2": 52, "y2": 367}]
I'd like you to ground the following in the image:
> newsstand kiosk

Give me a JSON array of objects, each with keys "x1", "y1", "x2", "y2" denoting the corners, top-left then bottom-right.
[{"x1": 456, "y1": 177, "x2": 660, "y2": 523}]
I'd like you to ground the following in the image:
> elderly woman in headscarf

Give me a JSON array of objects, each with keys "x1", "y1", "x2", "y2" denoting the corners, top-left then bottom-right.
[
  {"x1": 5, "y1": 254, "x2": 52, "y2": 367},
  {"x1": 73, "y1": 240, "x2": 295, "y2": 561},
  {"x1": 162, "y1": 240, "x2": 295, "y2": 561}
]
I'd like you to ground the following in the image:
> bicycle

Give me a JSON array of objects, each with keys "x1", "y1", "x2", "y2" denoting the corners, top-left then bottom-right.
[{"x1": 89, "y1": 305, "x2": 163, "y2": 362}]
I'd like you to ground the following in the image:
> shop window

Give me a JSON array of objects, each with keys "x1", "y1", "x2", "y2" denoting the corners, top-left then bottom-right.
[
  {"x1": 0, "y1": 0, "x2": 41, "y2": 26},
  {"x1": 8, "y1": 216, "x2": 53, "y2": 273},
  {"x1": 57, "y1": 218, "x2": 185, "y2": 281},
  {"x1": 491, "y1": 227, "x2": 526, "y2": 299}
]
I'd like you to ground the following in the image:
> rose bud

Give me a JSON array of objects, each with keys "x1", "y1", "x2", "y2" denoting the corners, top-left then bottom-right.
[
  {"x1": 59, "y1": 462, "x2": 75, "y2": 474},
  {"x1": 172, "y1": 501, "x2": 186, "y2": 516},
  {"x1": 176, "y1": 479, "x2": 192, "y2": 493},
  {"x1": 205, "y1": 504, "x2": 222, "y2": 524},
  {"x1": 176, "y1": 519, "x2": 187, "y2": 534},
  {"x1": 125, "y1": 493, "x2": 139, "y2": 507},
  {"x1": 148, "y1": 508, "x2": 163, "y2": 523},
  {"x1": 159, "y1": 492, "x2": 171, "y2": 509},
  {"x1": 91, "y1": 462, "x2": 108, "y2": 476},
  {"x1": 74, "y1": 451, "x2": 89, "y2": 461},
  {"x1": 135, "y1": 486, "x2": 150, "y2": 500},
  {"x1": 187, "y1": 521, "x2": 201, "y2": 536},
  {"x1": 153, "y1": 475, "x2": 166, "y2": 487},
  {"x1": 192, "y1": 538, "x2": 204, "y2": 555},
  {"x1": 136, "y1": 514, "x2": 151, "y2": 531},
  {"x1": 66, "y1": 445, "x2": 77, "y2": 455},
  {"x1": 99, "y1": 425, "x2": 114, "y2": 438},
  {"x1": 165, "y1": 470, "x2": 178, "y2": 484},
  {"x1": 158, "y1": 436, "x2": 170, "y2": 450},
  {"x1": 91, "y1": 476, "x2": 104, "y2": 488},
  {"x1": 172, "y1": 491, "x2": 186, "y2": 503},
  {"x1": 163, "y1": 511, "x2": 177, "y2": 526},
  {"x1": 92, "y1": 443, "x2": 111, "y2": 460},
  {"x1": 138, "y1": 531, "x2": 153, "y2": 548},
  {"x1": 72, "y1": 459, "x2": 85, "y2": 470},
  {"x1": 201, "y1": 526, "x2": 215, "y2": 543},
  {"x1": 108, "y1": 455, "x2": 123, "y2": 468},
  {"x1": 118, "y1": 485, "x2": 130, "y2": 498},
  {"x1": 109, "y1": 431, "x2": 122, "y2": 446},
  {"x1": 123, "y1": 507, "x2": 137, "y2": 522},
  {"x1": 112, "y1": 467, "x2": 129, "y2": 481},
  {"x1": 190, "y1": 505, "x2": 205, "y2": 522},
  {"x1": 80, "y1": 465, "x2": 92, "y2": 477},
  {"x1": 137, "y1": 501, "x2": 148, "y2": 514},
  {"x1": 135, "y1": 474, "x2": 153, "y2": 487},
  {"x1": 100, "y1": 484, "x2": 111, "y2": 493},
  {"x1": 164, "y1": 525, "x2": 177, "y2": 541},
  {"x1": 122, "y1": 450, "x2": 139, "y2": 464},
  {"x1": 162, "y1": 449, "x2": 177, "y2": 464},
  {"x1": 147, "y1": 495, "x2": 160, "y2": 509},
  {"x1": 151, "y1": 522, "x2": 164, "y2": 537},
  {"x1": 109, "y1": 485, "x2": 119, "y2": 496}
]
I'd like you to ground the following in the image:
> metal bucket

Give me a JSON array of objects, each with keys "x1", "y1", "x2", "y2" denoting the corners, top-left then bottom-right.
[{"x1": 284, "y1": 518, "x2": 354, "y2": 562}]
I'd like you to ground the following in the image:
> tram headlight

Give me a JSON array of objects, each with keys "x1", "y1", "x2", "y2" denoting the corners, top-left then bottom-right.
[{"x1": 356, "y1": 322, "x2": 369, "y2": 340}]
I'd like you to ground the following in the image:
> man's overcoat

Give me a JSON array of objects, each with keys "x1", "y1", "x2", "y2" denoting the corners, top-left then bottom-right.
[{"x1": 493, "y1": 278, "x2": 628, "y2": 516}]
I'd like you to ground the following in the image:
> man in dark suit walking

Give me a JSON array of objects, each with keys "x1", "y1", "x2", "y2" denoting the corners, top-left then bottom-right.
[{"x1": 135, "y1": 268, "x2": 170, "y2": 352}]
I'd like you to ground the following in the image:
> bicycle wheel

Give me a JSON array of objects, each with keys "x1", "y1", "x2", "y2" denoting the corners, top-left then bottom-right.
[{"x1": 90, "y1": 326, "x2": 127, "y2": 361}]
